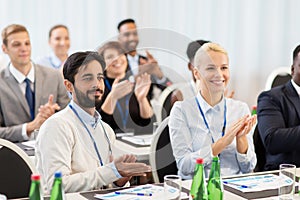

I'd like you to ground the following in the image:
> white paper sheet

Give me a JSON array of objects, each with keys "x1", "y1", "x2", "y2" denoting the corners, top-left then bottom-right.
[
  {"x1": 94, "y1": 184, "x2": 189, "y2": 200},
  {"x1": 223, "y1": 174, "x2": 294, "y2": 193},
  {"x1": 21, "y1": 140, "x2": 36, "y2": 149},
  {"x1": 121, "y1": 134, "x2": 153, "y2": 146}
]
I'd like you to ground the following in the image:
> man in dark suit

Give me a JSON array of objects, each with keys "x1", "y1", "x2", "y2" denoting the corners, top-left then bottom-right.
[
  {"x1": 117, "y1": 19, "x2": 172, "y2": 94},
  {"x1": 0, "y1": 24, "x2": 69, "y2": 142},
  {"x1": 257, "y1": 44, "x2": 300, "y2": 170}
]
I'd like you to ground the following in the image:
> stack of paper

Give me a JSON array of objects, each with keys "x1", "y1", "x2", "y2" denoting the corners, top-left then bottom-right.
[
  {"x1": 223, "y1": 174, "x2": 295, "y2": 193},
  {"x1": 94, "y1": 184, "x2": 188, "y2": 200},
  {"x1": 22, "y1": 140, "x2": 36, "y2": 149}
]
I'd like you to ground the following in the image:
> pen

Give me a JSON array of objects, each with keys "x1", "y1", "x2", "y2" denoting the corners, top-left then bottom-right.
[
  {"x1": 223, "y1": 181, "x2": 250, "y2": 188},
  {"x1": 115, "y1": 191, "x2": 153, "y2": 196}
]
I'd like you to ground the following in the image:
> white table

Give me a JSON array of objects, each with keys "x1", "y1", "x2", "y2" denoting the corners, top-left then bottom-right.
[
  {"x1": 59, "y1": 179, "x2": 247, "y2": 200},
  {"x1": 42, "y1": 170, "x2": 300, "y2": 200}
]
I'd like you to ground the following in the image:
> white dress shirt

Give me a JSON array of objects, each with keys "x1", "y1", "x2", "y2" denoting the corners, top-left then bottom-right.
[
  {"x1": 127, "y1": 54, "x2": 139, "y2": 75},
  {"x1": 291, "y1": 79, "x2": 300, "y2": 96},
  {"x1": 169, "y1": 92, "x2": 257, "y2": 179},
  {"x1": 9, "y1": 63, "x2": 35, "y2": 140}
]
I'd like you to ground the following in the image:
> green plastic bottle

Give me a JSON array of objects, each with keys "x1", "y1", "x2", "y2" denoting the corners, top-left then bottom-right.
[
  {"x1": 50, "y1": 172, "x2": 65, "y2": 200},
  {"x1": 251, "y1": 105, "x2": 257, "y2": 115},
  {"x1": 29, "y1": 174, "x2": 42, "y2": 200},
  {"x1": 207, "y1": 157, "x2": 223, "y2": 200},
  {"x1": 190, "y1": 158, "x2": 208, "y2": 200}
]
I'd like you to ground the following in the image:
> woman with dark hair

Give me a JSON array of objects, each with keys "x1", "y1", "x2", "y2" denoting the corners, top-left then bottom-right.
[{"x1": 97, "y1": 41, "x2": 154, "y2": 134}]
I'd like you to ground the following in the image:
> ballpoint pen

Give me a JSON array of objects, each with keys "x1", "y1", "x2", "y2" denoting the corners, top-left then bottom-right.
[
  {"x1": 115, "y1": 191, "x2": 153, "y2": 196},
  {"x1": 223, "y1": 181, "x2": 251, "y2": 188}
]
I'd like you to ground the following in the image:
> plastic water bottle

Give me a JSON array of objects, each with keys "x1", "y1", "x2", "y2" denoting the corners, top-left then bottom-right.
[
  {"x1": 207, "y1": 156, "x2": 223, "y2": 200},
  {"x1": 251, "y1": 105, "x2": 257, "y2": 115},
  {"x1": 50, "y1": 172, "x2": 65, "y2": 200},
  {"x1": 190, "y1": 158, "x2": 208, "y2": 200},
  {"x1": 29, "y1": 174, "x2": 43, "y2": 200}
]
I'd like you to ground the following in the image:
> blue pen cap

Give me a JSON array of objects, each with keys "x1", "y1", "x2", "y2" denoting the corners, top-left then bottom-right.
[{"x1": 54, "y1": 171, "x2": 62, "y2": 178}]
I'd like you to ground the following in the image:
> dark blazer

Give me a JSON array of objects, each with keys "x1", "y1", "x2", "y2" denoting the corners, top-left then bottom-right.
[
  {"x1": 257, "y1": 81, "x2": 300, "y2": 170},
  {"x1": 0, "y1": 64, "x2": 70, "y2": 142}
]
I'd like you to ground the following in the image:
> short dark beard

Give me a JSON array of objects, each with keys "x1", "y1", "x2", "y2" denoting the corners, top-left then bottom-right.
[
  {"x1": 73, "y1": 86, "x2": 103, "y2": 108},
  {"x1": 124, "y1": 41, "x2": 138, "y2": 53}
]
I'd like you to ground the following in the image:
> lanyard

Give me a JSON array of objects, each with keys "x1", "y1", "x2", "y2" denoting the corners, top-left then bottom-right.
[
  {"x1": 105, "y1": 79, "x2": 130, "y2": 129},
  {"x1": 69, "y1": 104, "x2": 112, "y2": 166},
  {"x1": 195, "y1": 97, "x2": 227, "y2": 143}
]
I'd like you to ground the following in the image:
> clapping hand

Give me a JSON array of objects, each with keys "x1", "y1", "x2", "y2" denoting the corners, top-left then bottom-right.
[
  {"x1": 114, "y1": 154, "x2": 151, "y2": 177},
  {"x1": 138, "y1": 51, "x2": 163, "y2": 79},
  {"x1": 221, "y1": 115, "x2": 249, "y2": 146},
  {"x1": 110, "y1": 77, "x2": 134, "y2": 100},
  {"x1": 111, "y1": 154, "x2": 135, "y2": 186},
  {"x1": 38, "y1": 94, "x2": 60, "y2": 119},
  {"x1": 212, "y1": 115, "x2": 252, "y2": 156},
  {"x1": 134, "y1": 73, "x2": 151, "y2": 101},
  {"x1": 219, "y1": 114, "x2": 257, "y2": 154},
  {"x1": 138, "y1": 51, "x2": 157, "y2": 65},
  {"x1": 236, "y1": 115, "x2": 257, "y2": 138},
  {"x1": 234, "y1": 114, "x2": 257, "y2": 154},
  {"x1": 113, "y1": 154, "x2": 151, "y2": 186},
  {"x1": 27, "y1": 94, "x2": 60, "y2": 135}
]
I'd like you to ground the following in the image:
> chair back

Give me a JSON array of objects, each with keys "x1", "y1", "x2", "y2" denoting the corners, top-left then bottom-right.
[
  {"x1": 155, "y1": 83, "x2": 183, "y2": 122},
  {"x1": 265, "y1": 67, "x2": 291, "y2": 90},
  {"x1": 0, "y1": 139, "x2": 37, "y2": 199},
  {"x1": 149, "y1": 117, "x2": 178, "y2": 183},
  {"x1": 253, "y1": 126, "x2": 266, "y2": 172}
]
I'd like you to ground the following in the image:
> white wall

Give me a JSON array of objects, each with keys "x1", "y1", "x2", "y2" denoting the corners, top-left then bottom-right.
[{"x1": 0, "y1": 0, "x2": 299, "y2": 108}]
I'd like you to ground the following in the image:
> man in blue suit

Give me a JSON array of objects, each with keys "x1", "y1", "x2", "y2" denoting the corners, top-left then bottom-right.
[{"x1": 257, "y1": 44, "x2": 300, "y2": 170}]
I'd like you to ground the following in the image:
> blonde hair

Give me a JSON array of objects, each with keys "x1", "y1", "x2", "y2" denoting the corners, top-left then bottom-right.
[
  {"x1": 194, "y1": 42, "x2": 228, "y2": 69},
  {"x1": 2, "y1": 24, "x2": 28, "y2": 46}
]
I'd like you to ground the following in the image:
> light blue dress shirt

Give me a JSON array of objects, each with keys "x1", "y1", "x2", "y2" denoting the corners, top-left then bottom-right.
[
  {"x1": 169, "y1": 92, "x2": 257, "y2": 179},
  {"x1": 70, "y1": 100, "x2": 122, "y2": 179},
  {"x1": 36, "y1": 52, "x2": 63, "y2": 70}
]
